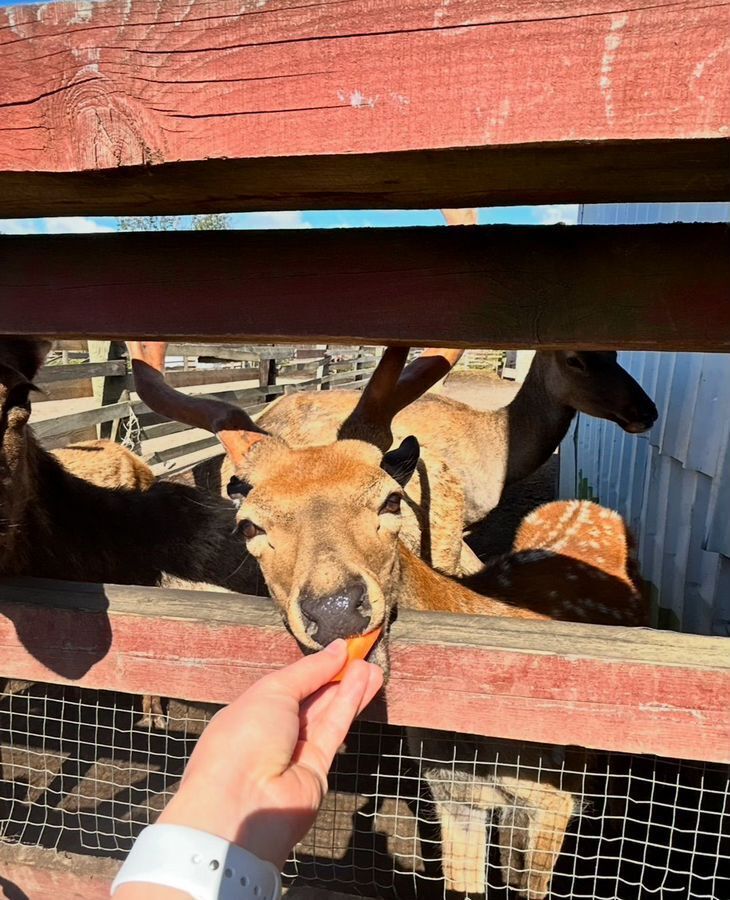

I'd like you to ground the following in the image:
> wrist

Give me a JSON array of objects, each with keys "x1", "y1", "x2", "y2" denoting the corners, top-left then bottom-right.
[
  {"x1": 158, "y1": 789, "x2": 292, "y2": 871},
  {"x1": 112, "y1": 825, "x2": 282, "y2": 900}
]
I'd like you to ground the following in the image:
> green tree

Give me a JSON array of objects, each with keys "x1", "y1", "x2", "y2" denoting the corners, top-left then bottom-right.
[{"x1": 117, "y1": 214, "x2": 231, "y2": 232}]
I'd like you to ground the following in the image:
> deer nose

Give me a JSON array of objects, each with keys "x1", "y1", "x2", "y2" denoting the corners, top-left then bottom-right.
[
  {"x1": 299, "y1": 581, "x2": 372, "y2": 646},
  {"x1": 625, "y1": 399, "x2": 658, "y2": 432}
]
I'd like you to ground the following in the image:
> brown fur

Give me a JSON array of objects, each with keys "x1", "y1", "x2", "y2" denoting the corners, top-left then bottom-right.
[
  {"x1": 252, "y1": 350, "x2": 656, "y2": 575},
  {"x1": 230, "y1": 438, "x2": 644, "y2": 899},
  {"x1": 0, "y1": 339, "x2": 262, "y2": 598},
  {"x1": 52, "y1": 440, "x2": 156, "y2": 491}
]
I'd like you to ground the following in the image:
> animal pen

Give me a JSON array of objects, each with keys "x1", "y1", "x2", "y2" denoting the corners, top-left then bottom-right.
[{"x1": 1, "y1": 1, "x2": 729, "y2": 898}]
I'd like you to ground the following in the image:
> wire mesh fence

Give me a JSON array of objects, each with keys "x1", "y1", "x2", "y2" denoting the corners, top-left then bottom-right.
[{"x1": 1, "y1": 680, "x2": 729, "y2": 899}]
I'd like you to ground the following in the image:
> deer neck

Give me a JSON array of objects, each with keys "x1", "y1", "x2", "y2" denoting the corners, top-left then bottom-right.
[
  {"x1": 500, "y1": 354, "x2": 576, "y2": 486},
  {"x1": 393, "y1": 543, "x2": 541, "y2": 619}
]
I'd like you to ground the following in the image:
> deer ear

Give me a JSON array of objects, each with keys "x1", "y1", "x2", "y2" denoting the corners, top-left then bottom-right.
[
  {"x1": 226, "y1": 475, "x2": 252, "y2": 508},
  {"x1": 381, "y1": 435, "x2": 420, "y2": 487}
]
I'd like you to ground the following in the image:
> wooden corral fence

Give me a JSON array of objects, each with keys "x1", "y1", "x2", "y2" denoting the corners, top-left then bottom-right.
[
  {"x1": 1, "y1": 578, "x2": 729, "y2": 897},
  {"x1": 35, "y1": 343, "x2": 389, "y2": 474},
  {"x1": 1, "y1": 0, "x2": 730, "y2": 896}
]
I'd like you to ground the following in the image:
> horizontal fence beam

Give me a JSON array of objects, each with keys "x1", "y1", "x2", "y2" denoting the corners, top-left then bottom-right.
[
  {"x1": 35, "y1": 360, "x2": 127, "y2": 384},
  {"x1": 3, "y1": 225, "x2": 730, "y2": 350},
  {"x1": 1, "y1": 578, "x2": 728, "y2": 763},
  {"x1": 1, "y1": 1, "x2": 729, "y2": 216},
  {"x1": 0, "y1": 844, "x2": 117, "y2": 900}
]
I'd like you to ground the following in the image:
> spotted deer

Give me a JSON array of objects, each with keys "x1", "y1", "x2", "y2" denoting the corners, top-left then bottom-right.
[{"x1": 131, "y1": 339, "x2": 646, "y2": 899}]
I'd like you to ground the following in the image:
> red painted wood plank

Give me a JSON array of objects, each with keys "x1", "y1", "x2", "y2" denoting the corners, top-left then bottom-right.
[
  {"x1": 1, "y1": 581, "x2": 729, "y2": 762},
  {"x1": 0, "y1": 0, "x2": 728, "y2": 215},
  {"x1": 0, "y1": 860, "x2": 114, "y2": 900},
  {"x1": 0, "y1": 845, "x2": 117, "y2": 899},
  {"x1": 2, "y1": 224, "x2": 729, "y2": 350}
]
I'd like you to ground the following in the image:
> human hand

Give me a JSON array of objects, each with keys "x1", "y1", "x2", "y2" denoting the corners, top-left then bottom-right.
[{"x1": 157, "y1": 640, "x2": 383, "y2": 870}]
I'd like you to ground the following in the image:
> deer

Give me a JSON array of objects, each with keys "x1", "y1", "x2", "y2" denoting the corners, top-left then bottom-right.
[
  {"x1": 0, "y1": 338, "x2": 271, "y2": 727},
  {"x1": 52, "y1": 439, "x2": 155, "y2": 490},
  {"x1": 153, "y1": 341, "x2": 655, "y2": 580},
  {"x1": 139, "y1": 232, "x2": 655, "y2": 578},
  {"x1": 131, "y1": 339, "x2": 647, "y2": 899}
]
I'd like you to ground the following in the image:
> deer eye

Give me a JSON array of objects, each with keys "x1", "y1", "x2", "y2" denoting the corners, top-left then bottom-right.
[
  {"x1": 238, "y1": 519, "x2": 266, "y2": 540},
  {"x1": 379, "y1": 492, "x2": 403, "y2": 515}
]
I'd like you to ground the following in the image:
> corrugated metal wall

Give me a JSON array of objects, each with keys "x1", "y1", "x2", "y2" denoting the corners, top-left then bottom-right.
[{"x1": 559, "y1": 202, "x2": 730, "y2": 636}]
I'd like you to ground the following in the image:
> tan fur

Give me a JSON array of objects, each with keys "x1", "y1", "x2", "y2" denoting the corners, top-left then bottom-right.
[
  {"x1": 253, "y1": 351, "x2": 656, "y2": 576},
  {"x1": 52, "y1": 440, "x2": 155, "y2": 491},
  {"x1": 129, "y1": 340, "x2": 647, "y2": 896},
  {"x1": 231, "y1": 439, "x2": 643, "y2": 898}
]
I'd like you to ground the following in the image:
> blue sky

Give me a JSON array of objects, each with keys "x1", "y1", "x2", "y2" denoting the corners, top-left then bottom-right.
[{"x1": 0, "y1": 206, "x2": 579, "y2": 235}]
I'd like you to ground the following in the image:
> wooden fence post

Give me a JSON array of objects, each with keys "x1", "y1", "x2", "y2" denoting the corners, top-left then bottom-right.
[
  {"x1": 355, "y1": 346, "x2": 368, "y2": 385},
  {"x1": 87, "y1": 340, "x2": 128, "y2": 441},
  {"x1": 318, "y1": 346, "x2": 331, "y2": 390},
  {"x1": 259, "y1": 356, "x2": 277, "y2": 403}
]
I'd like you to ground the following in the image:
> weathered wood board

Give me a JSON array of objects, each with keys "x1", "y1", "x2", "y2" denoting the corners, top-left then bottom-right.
[
  {"x1": 1, "y1": 0, "x2": 729, "y2": 215},
  {"x1": 1, "y1": 577, "x2": 728, "y2": 763},
  {"x1": 2, "y1": 225, "x2": 729, "y2": 350}
]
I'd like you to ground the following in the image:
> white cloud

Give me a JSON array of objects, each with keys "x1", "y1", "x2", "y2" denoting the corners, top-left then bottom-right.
[
  {"x1": 230, "y1": 210, "x2": 311, "y2": 230},
  {"x1": 45, "y1": 216, "x2": 114, "y2": 234},
  {"x1": 0, "y1": 216, "x2": 114, "y2": 235},
  {"x1": 534, "y1": 205, "x2": 580, "y2": 225},
  {"x1": 0, "y1": 219, "x2": 38, "y2": 235}
]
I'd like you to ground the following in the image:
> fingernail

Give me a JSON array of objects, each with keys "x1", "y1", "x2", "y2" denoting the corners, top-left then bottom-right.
[{"x1": 325, "y1": 639, "x2": 345, "y2": 655}]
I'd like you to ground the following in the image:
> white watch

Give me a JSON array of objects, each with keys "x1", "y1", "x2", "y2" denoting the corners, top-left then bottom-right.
[{"x1": 111, "y1": 824, "x2": 282, "y2": 900}]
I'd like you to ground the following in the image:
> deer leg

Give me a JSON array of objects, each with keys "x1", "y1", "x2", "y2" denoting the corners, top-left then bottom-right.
[
  {"x1": 500, "y1": 781, "x2": 575, "y2": 900},
  {"x1": 139, "y1": 694, "x2": 167, "y2": 731},
  {"x1": 497, "y1": 800, "x2": 531, "y2": 891},
  {"x1": 436, "y1": 799, "x2": 488, "y2": 897}
]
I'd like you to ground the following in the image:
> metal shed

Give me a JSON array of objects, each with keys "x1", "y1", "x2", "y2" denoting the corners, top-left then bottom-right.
[{"x1": 559, "y1": 202, "x2": 730, "y2": 636}]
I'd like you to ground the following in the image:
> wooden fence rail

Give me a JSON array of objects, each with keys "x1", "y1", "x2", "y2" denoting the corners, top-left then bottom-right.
[
  {"x1": 1, "y1": 577, "x2": 728, "y2": 764},
  {"x1": 5, "y1": 226, "x2": 730, "y2": 350},
  {"x1": 1, "y1": 0, "x2": 729, "y2": 217},
  {"x1": 33, "y1": 344, "x2": 387, "y2": 470}
]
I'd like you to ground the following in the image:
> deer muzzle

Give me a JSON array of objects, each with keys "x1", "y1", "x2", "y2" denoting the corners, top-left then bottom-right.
[{"x1": 298, "y1": 581, "x2": 373, "y2": 647}]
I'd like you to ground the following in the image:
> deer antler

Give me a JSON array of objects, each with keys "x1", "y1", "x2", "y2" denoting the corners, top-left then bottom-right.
[
  {"x1": 338, "y1": 346, "x2": 411, "y2": 448},
  {"x1": 127, "y1": 341, "x2": 266, "y2": 468},
  {"x1": 389, "y1": 347, "x2": 464, "y2": 411}
]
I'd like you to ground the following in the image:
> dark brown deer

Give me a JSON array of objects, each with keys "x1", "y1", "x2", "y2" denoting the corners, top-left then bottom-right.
[
  {"x1": 132, "y1": 339, "x2": 646, "y2": 898},
  {"x1": 0, "y1": 338, "x2": 266, "y2": 726}
]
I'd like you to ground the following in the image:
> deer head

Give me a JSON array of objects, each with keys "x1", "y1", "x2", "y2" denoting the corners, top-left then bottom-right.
[
  {"x1": 541, "y1": 351, "x2": 657, "y2": 433},
  {"x1": 129, "y1": 342, "x2": 458, "y2": 651},
  {"x1": 0, "y1": 338, "x2": 51, "y2": 569}
]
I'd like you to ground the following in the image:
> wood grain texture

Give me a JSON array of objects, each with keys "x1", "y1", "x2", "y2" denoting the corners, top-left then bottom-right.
[
  {"x1": 3, "y1": 225, "x2": 730, "y2": 350},
  {"x1": 1, "y1": 0, "x2": 729, "y2": 216},
  {"x1": 1, "y1": 577, "x2": 729, "y2": 762},
  {"x1": 0, "y1": 845, "x2": 117, "y2": 899}
]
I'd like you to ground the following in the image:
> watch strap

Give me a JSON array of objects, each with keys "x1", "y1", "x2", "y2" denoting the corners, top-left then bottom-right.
[{"x1": 111, "y1": 824, "x2": 282, "y2": 900}]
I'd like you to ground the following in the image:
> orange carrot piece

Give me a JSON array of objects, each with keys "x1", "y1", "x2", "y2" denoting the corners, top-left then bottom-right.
[{"x1": 330, "y1": 627, "x2": 383, "y2": 682}]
